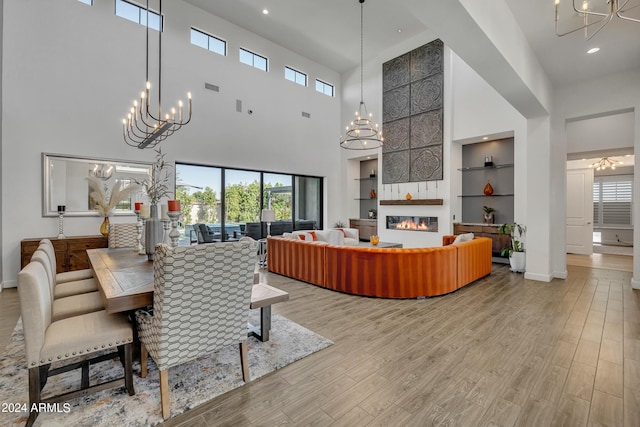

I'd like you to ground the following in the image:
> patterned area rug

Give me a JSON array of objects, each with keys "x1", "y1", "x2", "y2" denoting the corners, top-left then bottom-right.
[{"x1": 0, "y1": 312, "x2": 332, "y2": 426}]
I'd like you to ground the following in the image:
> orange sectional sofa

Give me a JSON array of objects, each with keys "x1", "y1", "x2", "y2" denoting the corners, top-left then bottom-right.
[{"x1": 267, "y1": 235, "x2": 492, "y2": 298}]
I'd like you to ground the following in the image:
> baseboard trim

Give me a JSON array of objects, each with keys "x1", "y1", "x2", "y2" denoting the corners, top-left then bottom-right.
[
  {"x1": 2, "y1": 280, "x2": 17, "y2": 289},
  {"x1": 524, "y1": 272, "x2": 552, "y2": 282},
  {"x1": 632, "y1": 278, "x2": 640, "y2": 290},
  {"x1": 554, "y1": 270, "x2": 568, "y2": 279}
]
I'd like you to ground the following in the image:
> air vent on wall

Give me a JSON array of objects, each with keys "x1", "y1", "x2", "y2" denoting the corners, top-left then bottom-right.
[
  {"x1": 301, "y1": 112, "x2": 311, "y2": 119},
  {"x1": 236, "y1": 100, "x2": 242, "y2": 113},
  {"x1": 204, "y1": 82, "x2": 219, "y2": 92}
]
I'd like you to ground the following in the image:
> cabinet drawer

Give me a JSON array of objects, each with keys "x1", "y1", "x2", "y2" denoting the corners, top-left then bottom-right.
[
  {"x1": 68, "y1": 238, "x2": 107, "y2": 251},
  {"x1": 455, "y1": 225, "x2": 483, "y2": 233},
  {"x1": 68, "y1": 251, "x2": 90, "y2": 271}
]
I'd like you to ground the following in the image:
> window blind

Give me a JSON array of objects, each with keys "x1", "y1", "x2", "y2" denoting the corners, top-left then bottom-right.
[{"x1": 593, "y1": 175, "x2": 633, "y2": 227}]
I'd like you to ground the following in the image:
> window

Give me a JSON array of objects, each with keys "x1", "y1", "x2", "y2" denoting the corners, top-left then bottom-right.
[
  {"x1": 315, "y1": 79, "x2": 334, "y2": 97},
  {"x1": 239, "y1": 48, "x2": 268, "y2": 71},
  {"x1": 285, "y1": 67, "x2": 307, "y2": 86},
  {"x1": 175, "y1": 163, "x2": 323, "y2": 243},
  {"x1": 190, "y1": 28, "x2": 226, "y2": 56},
  {"x1": 593, "y1": 175, "x2": 633, "y2": 227},
  {"x1": 78, "y1": 0, "x2": 93, "y2": 5},
  {"x1": 115, "y1": 0, "x2": 162, "y2": 31}
]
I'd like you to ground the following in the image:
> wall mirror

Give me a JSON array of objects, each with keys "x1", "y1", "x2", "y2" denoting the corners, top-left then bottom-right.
[{"x1": 42, "y1": 153, "x2": 151, "y2": 217}]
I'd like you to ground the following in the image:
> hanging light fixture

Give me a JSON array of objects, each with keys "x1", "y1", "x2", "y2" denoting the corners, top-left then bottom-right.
[
  {"x1": 589, "y1": 157, "x2": 623, "y2": 170},
  {"x1": 122, "y1": 0, "x2": 192, "y2": 149},
  {"x1": 555, "y1": 0, "x2": 640, "y2": 40},
  {"x1": 340, "y1": 0, "x2": 383, "y2": 150}
]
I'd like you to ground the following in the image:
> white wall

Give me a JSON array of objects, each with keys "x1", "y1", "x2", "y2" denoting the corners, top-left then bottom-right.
[{"x1": 1, "y1": 0, "x2": 342, "y2": 287}]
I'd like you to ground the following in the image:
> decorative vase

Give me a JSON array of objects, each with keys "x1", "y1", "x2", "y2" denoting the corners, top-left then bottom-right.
[
  {"x1": 406, "y1": 193, "x2": 412, "y2": 200},
  {"x1": 483, "y1": 180, "x2": 494, "y2": 196},
  {"x1": 100, "y1": 217, "x2": 110, "y2": 238},
  {"x1": 483, "y1": 213, "x2": 494, "y2": 224},
  {"x1": 370, "y1": 188, "x2": 377, "y2": 199},
  {"x1": 369, "y1": 235, "x2": 379, "y2": 246},
  {"x1": 145, "y1": 205, "x2": 164, "y2": 261},
  {"x1": 509, "y1": 252, "x2": 526, "y2": 273}
]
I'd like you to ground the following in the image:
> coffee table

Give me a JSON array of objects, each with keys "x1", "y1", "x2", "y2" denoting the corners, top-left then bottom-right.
[{"x1": 358, "y1": 241, "x2": 403, "y2": 248}]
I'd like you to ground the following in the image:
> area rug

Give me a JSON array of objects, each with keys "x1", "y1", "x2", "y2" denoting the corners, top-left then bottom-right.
[{"x1": 0, "y1": 312, "x2": 333, "y2": 426}]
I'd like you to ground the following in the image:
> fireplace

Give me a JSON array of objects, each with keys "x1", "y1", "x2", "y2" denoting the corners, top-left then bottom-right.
[{"x1": 386, "y1": 216, "x2": 438, "y2": 232}]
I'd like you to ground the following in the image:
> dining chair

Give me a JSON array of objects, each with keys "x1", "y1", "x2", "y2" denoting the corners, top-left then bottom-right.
[
  {"x1": 108, "y1": 223, "x2": 138, "y2": 248},
  {"x1": 136, "y1": 241, "x2": 257, "y2": 420},
  {"x1": 31, "y1": 250, "x2": 104, "y2": 321},
  {"x1": 17, "y1": 261, "x2": 134, "y2": 427},
  {"x1": 38, "y1": 239, "x2": 95, "y2": 284},
  {"x1": 31, "y1": 249, "x2": 98, "y2": 299}
]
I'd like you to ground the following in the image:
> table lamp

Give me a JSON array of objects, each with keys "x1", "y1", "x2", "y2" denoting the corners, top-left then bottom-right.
[{"x1": 261, "y1": 209, "x2": 276, "y2": 237}]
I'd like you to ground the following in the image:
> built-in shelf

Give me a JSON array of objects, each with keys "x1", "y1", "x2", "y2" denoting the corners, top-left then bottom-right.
[
  {"x1": 356, "y1": 198, "x2": 377, "y2": 201},
  {"x1": 380, "y1": 199, "x2": 444, "y2": 206},
  {"x1": 458, "y1": 194, "x2": 514, "y2": 198},
  {"x1": 458, "y1": 163, "x2": 514, "y2": 171},
  {"x1": 355, "y1": 177, "x2": 377, "y2": 181}
]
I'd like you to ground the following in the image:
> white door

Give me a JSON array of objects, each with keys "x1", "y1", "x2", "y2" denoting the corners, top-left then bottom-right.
[{"x1": 566, "y1": 168, "x2": 594, "y2": 255}]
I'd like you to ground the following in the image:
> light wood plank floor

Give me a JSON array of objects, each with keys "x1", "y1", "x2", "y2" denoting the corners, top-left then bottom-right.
[{"x1": 1, "y1": 256, "x2": 639, "y2": 427}]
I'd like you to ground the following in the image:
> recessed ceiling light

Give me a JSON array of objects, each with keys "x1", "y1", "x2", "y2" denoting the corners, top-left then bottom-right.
[
  {"x1": 482, "y1": 136, "x2": 489, "y2": 140},
  {"x1": 262, "y1": 9, "x2": 269, "y2": 15},
  {"x1": 397, "y1": 29, "x2": 402, "y2": 33},
  {"x1": 587, "y1": 47, "x2": 600, "y2": 54}
]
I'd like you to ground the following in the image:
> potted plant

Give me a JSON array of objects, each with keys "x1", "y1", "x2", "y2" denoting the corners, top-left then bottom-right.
[
  {"x1": 482, "y1": 206, "x2": 495, "y2": 224},
  {"x1": 499, "y1": 222, "x2": 526, "y2": 273}
]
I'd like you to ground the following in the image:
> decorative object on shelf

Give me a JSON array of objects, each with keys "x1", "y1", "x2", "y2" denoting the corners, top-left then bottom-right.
[
  {"x1": 483, "y1": 180, "x2": 494, "y2": 196},
  {"x1": 482, "y1": 206, "x2": 495, "y2": 224},
  {"x1": 139, "y1": 204, "x2": 150, "y2": 255},
  {"x1": 405, "y1": 193, "x2": 412, "y2": 200},
  {"x1": 499, "y1": 222, "x2": 527, "y2": 273},
  {"x1": 122, "y1": 0, "x2": 192, "y2": 149},
  {"x1": 368, "y1": 209, "x2": 377, "y2": 219},
  {"x1": 370, "y1": 188, "x2": 377, "y2": 199},
  {"x1": 87, "y1": 174, "x2": 139, "y2": 237},
  {"x1": 57, "y1": 205, "x2": 66, "y2": 239},
  {"x1": 484, "y1": 155, "x2": 493, "y2": 167},
  {"x1": 588, "y1": 156, "x2": 623, "y2": 171},
  {"x1": 555, "y1": 0, "x2": 640, "y2": 41},
  {"x1": 369, "y1": 235, "x2": 379, "y2": 245},
  {"x1": 339, "y1": 0, "x2": 383, "y2": 150},
  {"x1": 370, "y1": 169, "x2": 376, "y2": 178},
  {"x1": 261, "y1": 208, "x2": 276, "y2": 237}
]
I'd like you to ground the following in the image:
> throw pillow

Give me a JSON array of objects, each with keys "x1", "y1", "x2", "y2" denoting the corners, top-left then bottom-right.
[
  {"x1": 335, "y1": 228, "x2": 347, "y2": 237},
  {"x1": 452, "y1": 233, "x2": 474, "y2": 244},
  {"x1": 309, "y1": 231, "x2": 317, "y2": 241}
]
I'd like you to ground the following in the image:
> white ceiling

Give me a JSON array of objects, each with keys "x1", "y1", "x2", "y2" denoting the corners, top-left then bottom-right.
[{"x1": 183, "y1": 0, "x2": 640, "y2": 86}]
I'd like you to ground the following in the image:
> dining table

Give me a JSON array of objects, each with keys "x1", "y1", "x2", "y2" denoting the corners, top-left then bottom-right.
[{"x1": 87, "y1": 247, "x2": 289, "y2": 341}]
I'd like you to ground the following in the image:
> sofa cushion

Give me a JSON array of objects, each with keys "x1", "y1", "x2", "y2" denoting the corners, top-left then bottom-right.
[{"x1": 453, "y1": 233, "x2": 474, "y2": 244}]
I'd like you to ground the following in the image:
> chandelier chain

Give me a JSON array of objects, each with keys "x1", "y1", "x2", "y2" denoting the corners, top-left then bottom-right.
[{"x1": 360, "y1": 0, "x2": 364, "y2": 103}]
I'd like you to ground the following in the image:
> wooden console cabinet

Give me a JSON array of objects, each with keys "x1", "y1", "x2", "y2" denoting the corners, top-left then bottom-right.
[
  {"x1": 21, "y1": 235, "x2": 108, "y2": 273},
  {"x1": 349, "y1": 219, "x2": 378, "y2": 241},
  {"x1": 453, "y1": 223, "x2": 511, "y2": 258}
]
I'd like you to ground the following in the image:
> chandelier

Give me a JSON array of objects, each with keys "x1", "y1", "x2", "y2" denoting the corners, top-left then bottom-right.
[
  {"x1": 555, "y1": 0, "x2": 640, "y2": 40},
  {"x1": 122, "y1": 0, "x2": 192, "y2": 149},
  {"x1": 589, "y1": 157, "x2": 623, "y2": 170},
  {"x1": 340, "y1": 0, "x2": 383, "y2": 150}
]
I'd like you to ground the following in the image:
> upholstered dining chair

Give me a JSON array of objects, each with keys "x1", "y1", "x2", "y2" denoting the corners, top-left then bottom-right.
[
  {"x1": 31, "y1": 248, "x2": 98, "y2": 299},
  {"x1": 108, "y1": 223, "x2": 138, "y2": 248},
  {"x1": 17, "y1": 261, "x2": 134, "y2": 427},
  {"x1": 39, "y1": 239, "x2": 94, "y2": 284},
  {"x1": 31, "y1": 250, "x2": 104, "y2": 321},
  {"x1": 136, "y1": 242, "x2": 257, "y2": 420}
]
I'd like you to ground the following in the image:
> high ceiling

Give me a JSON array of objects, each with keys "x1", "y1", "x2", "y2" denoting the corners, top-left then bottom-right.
[{"x1": 183, "y1": 0, "x2": 640, "y2": 87}]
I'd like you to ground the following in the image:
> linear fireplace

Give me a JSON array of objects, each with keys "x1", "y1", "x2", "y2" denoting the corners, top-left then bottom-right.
[{"x1": 386, "y1": 216, "x2": 438, "y2": 232}]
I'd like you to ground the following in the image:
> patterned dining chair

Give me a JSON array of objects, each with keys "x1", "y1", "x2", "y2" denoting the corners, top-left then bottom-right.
[
  {"x1": 136, "y1": 241, "x2": 257, "y2": 420},
  {"x1": 108, "y1": 223, "x2": 138, "y2": 248}
]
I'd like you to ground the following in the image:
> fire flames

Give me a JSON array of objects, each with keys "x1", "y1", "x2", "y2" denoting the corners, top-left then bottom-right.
[{"x1": 394, "y1": 219, "x2": 431, "y2": 231}]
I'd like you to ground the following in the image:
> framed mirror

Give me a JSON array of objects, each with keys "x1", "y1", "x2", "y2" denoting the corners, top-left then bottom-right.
[{"x1": 42, "y1": 153, "x2": 152, "y2": 217}]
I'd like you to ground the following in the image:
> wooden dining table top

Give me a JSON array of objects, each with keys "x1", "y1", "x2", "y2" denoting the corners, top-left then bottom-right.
[{"x1": 87, "y1": 248, "x2": 288, "y2": 314}]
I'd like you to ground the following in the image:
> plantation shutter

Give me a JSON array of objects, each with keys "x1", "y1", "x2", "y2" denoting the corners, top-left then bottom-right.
[{"x1": 593, "y1": 175, "x2": 633, "y2": 227}]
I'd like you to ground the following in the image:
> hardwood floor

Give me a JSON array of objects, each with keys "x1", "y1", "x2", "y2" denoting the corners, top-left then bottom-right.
[{"x1": 1, "y1": 255, "x2": 639, "y2": 426}]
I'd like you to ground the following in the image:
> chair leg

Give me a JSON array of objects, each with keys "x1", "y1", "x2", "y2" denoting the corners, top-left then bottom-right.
[
  {"x1": 27, "y1": 366, "x2": 42, "y2": 427},
  {"x1": 123, "y1": 343, "x2": 135, "y2": 396},
  {"x1": 239, "y1": 341, "x2": 250, "y2": 383},
  {"x1": 159, "y1": 369, "x2": 170, "y2": 420},
  {"x1": 140, "y1": 343, "x2": 148, "y2": 378}
]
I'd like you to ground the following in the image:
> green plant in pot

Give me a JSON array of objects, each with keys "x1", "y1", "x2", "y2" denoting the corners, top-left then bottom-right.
[
  {"x1": 482, "y1": 206, "x2": 495, "y2": 224},
  {"x1": 499, "y1": 222, "x2": 526, "y2": 273}
]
